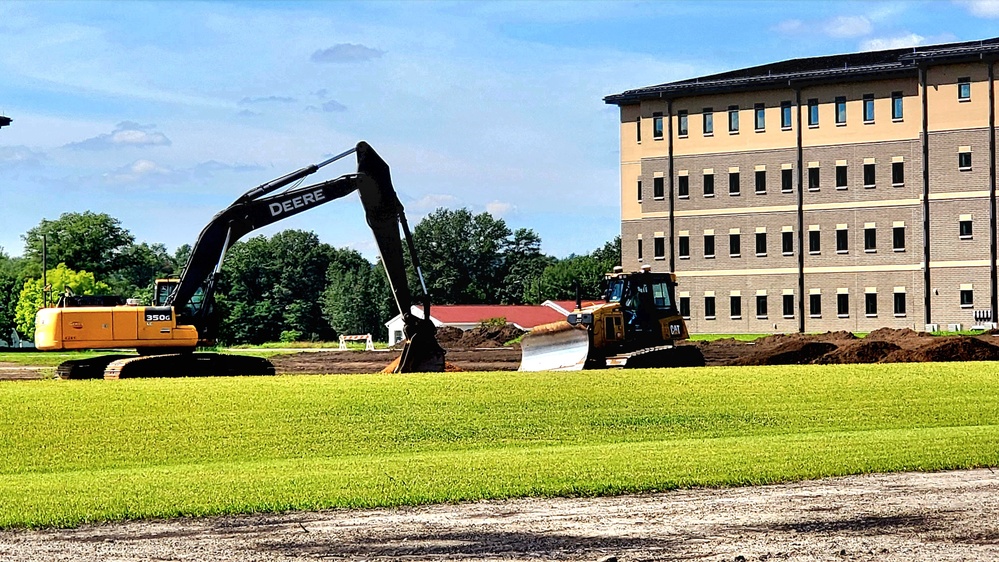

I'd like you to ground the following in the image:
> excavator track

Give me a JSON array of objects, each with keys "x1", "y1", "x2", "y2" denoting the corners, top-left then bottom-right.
[
  {"x1": 104, "y1": 353, "x2": 275, "y2": 379},
  {"x1": 56, "y1": 355, "x2": 135, "y2": 379},
  {"x1": 57, "y1": 353, "x2": 274, "y2": 379}
]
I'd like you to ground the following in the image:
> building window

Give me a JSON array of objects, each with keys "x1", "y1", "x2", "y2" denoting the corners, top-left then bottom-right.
[
  {"x1": 782, "y1": 168, "x2": 793, "y2": 192},
  {"x1": 637, "y1": 180, "x2": 642, "y2": 202},
  {"x1": 808, "y1": 98, "x2": 819, "y2": 126},
  {"x1": 808, "y1": 167, "x2": 820, "y2": 191},
  {"x1": 863, "y1": 94, "x2": 875, "y2": 123},
  {"x1": 636, "y1": 117, "x2": 641, "y2": 142},
  {"x1": 958, "y1": 77, "x2": 971, "y2": 101},
  {"x1": 835, "y1": 96, "x2": 847, "y2": 125},
  {"x1": 959, "y1": 151, "x2": 972, "y2": 170},
  {"x1": 960, "y1": 218, "x2": 973, "y2": 239},
  {"x1": 728, "y1": 105, "x2": 739, "y2": 133},
  {"x1": 837, "y1": 293, "x2": 849, "y2": 318},
  {"x1": 892, "y1": 161, "x2": 904, "y2": 186},
  {"x1": 729, "y1": 233, "x2": 741, "y2": 257},
  {"x1": 809, "y1": 293, "x2": 821, "y2": 317},
  {"x1": 703, "y1": 108, "x2": 714, "y2": 135},
  {"x1": 755, "y1": 232, "x2": 767, "y2": 256},
  {"x1": 865, "y1": 226, "x2": 877, "y2": 252},
  {"x1": 961, "y1": 288, "x2": 974, "y2": 308},
  {"x1": 894, "y1": 291, "x2": 907, "y2": 316},
  {"x1": 637, "y1": 239, "x2": 643, "y2": 261},
  {"x1": 893, "y1": 226, "x2": 905, "y2": 251},
  {"x1": 653, "y1": 177, "x2": 665, "y2": 199},
  {"x1": 756, "y1": 295, "x2": 768, "y2": 318},
  {"x1": 730, "y1": 295, "x2": 742, "y2": 319},
  {"x1": 836, "y1": 228, "x2": 848, "y2": 253},
  {"x1": 653, "y1": 113, "x2": 664, "y2": 140},
  {"x1": 865, "y1": 292, "x2": 878, "y2": 317},
  {"x1": 892, "y1": 91, "x2": 903, "y2": 120},
  {"x1": 654, "y1": 237, "x2": 666, "y2": 260},
  {"x1": 863, "y1": 163, "x2": 876, "y2": 188},
  {"x1": 704, "y1": 296, "x2": 716, "y2": 319},
  {"x1": 836, "y1": 164, "x2": 848, "y2": 189},
  {"x1": 781, "y1": 101, "x2": 792, "y2": 129},
  {"x1": 755, "y1": 170, "x2": 766, "y2": 194},
  {"x1": 704, "y1": 234, "x2": 715, "y2": 258},
  {"x1": 782, "y1": 230, "x2": 794, "y2": 255},
  {"x1": 679, "y1": 296, "x2": 691, "y2": 318},
  {"x1": 678, "y1": 110, "x2": 689, "y2": 137},
  {"x1": 678, "y1": 235, "x2": 690, "y2": 259},
  {"x1": 729, "y1": 171, "x2": 740, "y2": 195},
  {"x1": 678, "y1": 175, "x2": 689, "y2": 198},
  {"x1": 755, "y1": 103, "x2": 765, "y2": 131},
  {"x1": 808, "y1": 229, "x2": 820, "y2": 254},
  {"x1": 704, "y1": 172, "x2": 715, "y2": 196},
  {"x1": 783, "y1": 294, "x2": 795, "y2": 318}
]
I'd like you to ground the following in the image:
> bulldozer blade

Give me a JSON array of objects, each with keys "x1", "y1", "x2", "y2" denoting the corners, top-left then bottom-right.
[
  {"x1": 393, "y1": 330, "x2": 446, "y2": 373},
  {"x1": 518, "y1": 321, "x2": 591, "y2": 371}
]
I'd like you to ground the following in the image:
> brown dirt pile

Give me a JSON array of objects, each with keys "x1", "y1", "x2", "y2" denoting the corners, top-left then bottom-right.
[
  {"x1": 437, "y1": 324, "x2": 526, "y2": 349},
  {"x1": 813, "y1": 340, "x2": 902, "y2": 364},
  {"x1": 881, "y1": 336, "x2": 999, "y2": 363}
]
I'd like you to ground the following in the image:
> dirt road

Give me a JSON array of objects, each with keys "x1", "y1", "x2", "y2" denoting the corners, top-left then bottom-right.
[{"x1": 2, "y1": 469, "x2": 996, "y2": 561}]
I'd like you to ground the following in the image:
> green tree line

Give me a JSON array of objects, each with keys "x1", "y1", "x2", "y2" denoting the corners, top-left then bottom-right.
[{"x1": 0, "y1": 209, "x2": 621, "y2": 345}]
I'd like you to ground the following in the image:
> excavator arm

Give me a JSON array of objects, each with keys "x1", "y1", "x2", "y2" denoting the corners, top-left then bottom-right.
[{"x1": 167, "y1": 141, "x2": 444, "y2": 372}]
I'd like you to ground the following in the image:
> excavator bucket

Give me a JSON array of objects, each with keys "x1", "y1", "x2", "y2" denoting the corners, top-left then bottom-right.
[
  {"x1": 518, "y1": 321, "x2": 592, "y2": 371},
  {"x1": 383, "y1": 318, "x2": 446, "y2": 373}
]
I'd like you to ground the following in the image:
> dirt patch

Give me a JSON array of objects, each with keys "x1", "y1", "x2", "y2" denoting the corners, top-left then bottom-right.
[
  {"x1": 814, "y1": 339, "x2": 902, "y2": 364},
  {"x1": 882, "y1": 336, "x2": 999, "y2": 363},
  {"x1": 2, "y1": 469, "x2": 996, "y2": 561}
]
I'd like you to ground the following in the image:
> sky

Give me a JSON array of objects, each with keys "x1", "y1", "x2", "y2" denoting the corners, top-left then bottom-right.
[{"x1": 1, "y1": 0, "x2": 997, "y2": 263}]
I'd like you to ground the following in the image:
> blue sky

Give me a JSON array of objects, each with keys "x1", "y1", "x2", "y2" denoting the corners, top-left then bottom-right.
[{"x1": 0, "y1": 1, "x2": 995, "y2": 262}]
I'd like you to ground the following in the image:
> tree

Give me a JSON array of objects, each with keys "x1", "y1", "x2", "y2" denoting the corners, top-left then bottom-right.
[
  {"x1": 411, "y1": 208, "x2": 513, "y2": 304},
  {"x1": 217, "y1": 230, "x2": 336, "y2": 344},
  {"x1": 535, "y1": 237, "x2": 623, "y2": 302},
  {"x1": 322, "y1": 261, "x2": 392, "y2": 340},
  {"x1": 22, "y1": 212, "x2": 134, "y2": 278},
  {"x1": 14, "y1": 263, "x2": 112, "y2": 339},
  {"x1": 501, "y1": 228, "x2": 555, "y2": 304},
  {"x1": 108, "y1": 242, "x2": 180, "y2": 299}
]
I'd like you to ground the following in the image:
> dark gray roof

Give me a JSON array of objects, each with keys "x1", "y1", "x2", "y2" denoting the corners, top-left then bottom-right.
[{"x1": 605, "y1": 37, "x2": 999, "y2": 105}]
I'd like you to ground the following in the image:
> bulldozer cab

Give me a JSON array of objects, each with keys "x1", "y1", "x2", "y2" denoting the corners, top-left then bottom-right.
[{"x1": 605, "y1": 270, "x2": 679, "y2": 344}]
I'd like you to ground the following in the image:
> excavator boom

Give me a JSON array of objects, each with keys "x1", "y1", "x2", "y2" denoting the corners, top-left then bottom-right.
[{"x1": 37, "y1": 142, "x2": 445, "y2": 377}]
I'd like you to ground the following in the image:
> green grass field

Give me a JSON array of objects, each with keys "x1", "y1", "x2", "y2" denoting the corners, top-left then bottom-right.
[{"x1": 1, "y1": 362, "x2": 998, "y2": 528}]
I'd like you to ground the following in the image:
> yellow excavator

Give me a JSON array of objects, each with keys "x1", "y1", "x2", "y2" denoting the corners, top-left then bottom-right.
[
  {"x1": 519, "y1": 265, "x2": 704, "y2": 371},
  {"x1": 35, "y1": 142, "x2": 446, "y2": 379}
]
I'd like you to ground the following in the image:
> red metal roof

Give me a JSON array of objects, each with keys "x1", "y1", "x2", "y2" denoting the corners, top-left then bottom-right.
[{"x1": 417, "y1": 305, "x2": 566, "y2": 329}]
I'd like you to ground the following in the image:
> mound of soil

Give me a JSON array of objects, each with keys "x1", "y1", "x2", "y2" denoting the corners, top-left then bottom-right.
[
  {"x1": 443, "y1": 324, "x2": 525, "y2": 349},
  {"x1": 881, "y1": 336, "x2": 999, "y2": 363},
  {"x1": 864, "y1": 327, "x2": 931, "y2": 347},
  {"x1": 434, "y1": 326, "x2": 466, "y2": 346},
  {"x1": 813, "y1": 340, "x2": 901, "y2": 364},
  {"x1": 731, "y1": 341, "x2": 838, "y2": 366}
]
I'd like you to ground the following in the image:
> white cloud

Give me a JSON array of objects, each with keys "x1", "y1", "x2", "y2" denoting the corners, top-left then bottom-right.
[
  {"x1": 485, "y1": 200, "x2": 515, "y2": 217},
  {"x1": 310, "y1": 43, "x2": 385, "y2": 63},
  {"x1": 408, "y1": 193, "x2": 459, "y2": 212},
  {"x1": 956, "y1": 0, "x2": 999, "y2": 17},
  {"x1": 824, "y1": 15, "x2": 873, "y2": 38},
  {"x1": 773, "y1": 19, "x2": 804, "y2": 34},
  {"x1": 103, "y1": 159, "x2": 175, "y2": 184},
  {"x1": 860, "y1": 33, "x2": 926, "y2": 51},
  {"x1": 0, "y1": 145, "x2": 46, "y2": 169},
  {"x1": 238, "y1": 96, "x2": 296, "y2": 105},
  {"x1": 65, "y1": 121, "x2": 171, "y2": 150}
]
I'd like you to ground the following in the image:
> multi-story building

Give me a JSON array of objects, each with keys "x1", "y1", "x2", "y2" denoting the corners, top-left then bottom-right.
[{"x1": 605, "y1": 37, "x2": 999, "y2": 334}]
